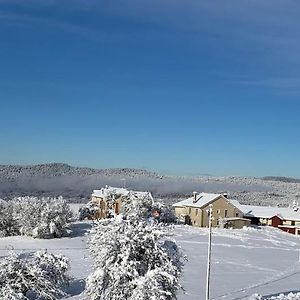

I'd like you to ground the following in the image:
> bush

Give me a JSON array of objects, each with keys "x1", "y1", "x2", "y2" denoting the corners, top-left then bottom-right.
[
  {"x1": 0, "y1": 250, "x2": 70, "y2": 300},
  {"x1": 78, "y1": 201, "x2": 99, "y2": 220},
  {"x1": 0, "y1": 196, "x2": 73, "y2": 238},
  {"x1": 86, "y1": 216, "x2": 184, "y2": 300}
]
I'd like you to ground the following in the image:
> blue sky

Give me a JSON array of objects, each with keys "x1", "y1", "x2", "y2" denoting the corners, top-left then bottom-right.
[{"x1": 1, "y1": 0, "x2": 300, "y2": 177}]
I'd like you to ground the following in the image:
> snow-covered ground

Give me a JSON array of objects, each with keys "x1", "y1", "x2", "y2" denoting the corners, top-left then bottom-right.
[
  {"x1": 1, "y1": 222, "x2": 300, "y2": 299},
  {"x1": 0, "y1": 221, "x2": 93, "y2": 300},
  {"x1": 176, "y1": 225, "x2": 300, "y2": 300}
]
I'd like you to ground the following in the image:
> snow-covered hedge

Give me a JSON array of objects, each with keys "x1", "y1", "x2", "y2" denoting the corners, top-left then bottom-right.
[
  {"x1": 250, "y1": 292, "x2": 300, "y2": 299},
  {"x1": 0, "y1": 250, "x2": 70, "y2": 300},
  {"x1": 0, "y1": 196, "x2": 72, "y2": 238}
]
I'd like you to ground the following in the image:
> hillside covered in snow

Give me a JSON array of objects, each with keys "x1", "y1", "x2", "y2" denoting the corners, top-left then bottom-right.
[{"x1": 0, "y1": 163, "x2": 299, "y2": 206}]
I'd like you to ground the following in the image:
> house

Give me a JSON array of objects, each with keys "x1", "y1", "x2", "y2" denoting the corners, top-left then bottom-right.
[
  {"x1": 172, "y1": 192, "x2": 244, "y2": 228},
  {"x1": 91, "y1": 185, "x2": 153, "y2": 219},
  {"x1": 232, "y1": 202, "x2": 300, "y2": 235}
]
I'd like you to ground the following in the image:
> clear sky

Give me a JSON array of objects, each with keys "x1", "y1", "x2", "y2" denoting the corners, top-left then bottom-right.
[{"x1": 1, "y1": 0, "x2": 300, "y2": 177}]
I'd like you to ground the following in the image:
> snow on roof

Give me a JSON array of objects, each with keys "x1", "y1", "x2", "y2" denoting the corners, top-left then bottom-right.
[
  {"x1": 128, "y1": 190, "x2": 153, "y2": 201},
  {"x1": 236, "y1": 204, "x2": 300, "y2": 221},
  {"x1": 92, "y1": 186, "x2": 152, "y2": 200},
  {"x1": 223, "y1": 217, "x2": 251, "y2": 222},
  {"x1": 172, "y1": 193, "x2": 223, "y2": 209},
  {"x1": 92, "y1": 186, "x2": 129, "y2": 198}
]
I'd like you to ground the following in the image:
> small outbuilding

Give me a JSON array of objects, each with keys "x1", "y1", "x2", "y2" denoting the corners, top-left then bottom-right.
[{"x1": 220, "y1": 217, "x2": 251, "y2": 229}]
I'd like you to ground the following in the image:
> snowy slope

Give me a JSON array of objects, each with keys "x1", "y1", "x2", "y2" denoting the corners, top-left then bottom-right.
[{"x1": 0, "y1": 222, "x2": 300, "y2": 299}]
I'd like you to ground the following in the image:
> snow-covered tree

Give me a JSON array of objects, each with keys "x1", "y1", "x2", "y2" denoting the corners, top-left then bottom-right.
[
  {"x1": 249, "y1": 292, "x2": 300, "y2": 299},
  {"x1": 0, "y1": 202, "x2": 19, "y2": 237},
  {"x1": 152, "y1": 202, "x2": 177, "y2": 224},
  {"x1": 0, "y1": 286, "x2": 27, "y2": 300},
  {"x1": 10, "y1": 196, "x2": 72, "y2": 238},
  {"x1": 0, "y1": 250, "x2": 70, "y2": 300},
  {"x1": 85, "y1": 215, "x2": 184, "y2": 300},
  {"x1": 79, "y1": 201, "x2": 99, "y2": 220}
]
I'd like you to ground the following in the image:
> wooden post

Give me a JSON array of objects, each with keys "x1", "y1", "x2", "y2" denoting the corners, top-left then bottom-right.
[{"x1": 206, "y1": 204, "x2": 213, "y2": 300}]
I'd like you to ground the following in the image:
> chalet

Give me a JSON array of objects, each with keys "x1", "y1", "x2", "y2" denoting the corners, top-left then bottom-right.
[
  {"x1": 91, "y1": 186, "x2": 153, "y2": 219},
  {"x1": 173, "y1": 192, "x2": 245, "y2": 228}
]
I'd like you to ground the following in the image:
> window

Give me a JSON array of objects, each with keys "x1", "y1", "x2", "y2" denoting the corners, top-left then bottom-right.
[
  {"x1": 216, "y1": 209, "x2": 220, "y2": 214},
  {"x1": 291, "y1": 221, "x2": 295, "y2": 226},
  {"x1": 224, "y1": 209, "x2": 228, "y2": 218},
  {"x1": 196, "y1": 209, "x2": 198, "y2": 216},
  {"x1": 189, "y1": 208, "x2": 192, "y2": 214},
  {"x1": 236, "y1": 212, "x2": 239, "y2": 217},
  {"x1": 216, "y1": 219, "x2": 219, "y2": 226}
]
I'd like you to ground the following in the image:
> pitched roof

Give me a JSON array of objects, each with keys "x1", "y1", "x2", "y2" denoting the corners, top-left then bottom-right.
[
  {"x1": 92, "y1": 186, "x2": 152, "y2": 200},
  {"x1": 234, "y1": 203, "x2": 300, "y2": 222},
  {"x1": 172, "y1": 193, "x2": 224, "y2": 209},
  {"x1": 92, "y1": 186, "x2": 129, "y2": 198}
]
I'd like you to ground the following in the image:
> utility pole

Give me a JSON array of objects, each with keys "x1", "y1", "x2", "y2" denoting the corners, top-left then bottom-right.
[{"x1": 206, "y1": 204, "x2": 213, "y2": 300}]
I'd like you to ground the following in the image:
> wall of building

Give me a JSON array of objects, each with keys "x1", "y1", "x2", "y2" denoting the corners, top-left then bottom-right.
[
  {"x1": 223, "y1": 218, "x2": 251, "y2": 229},
  {"x1": 91, "y1": 195, "x2": 123, "y2": 219},
  {"x1": 201, "y1": 197, "x2": 243, "y2": 227},
  {"x1": 282, "y1": 220, "x2": 300, "y2": 226},
  {"x1": 91, "y1": 196, "x2": 107, "y2": 219},
  {"x1": 187, "y1": 207, "x2": 202, "y2": 227},
  {"x1": 174, "y1": 207, "x2": 187, "y2": 220},
  {"x1": 271, "y1": 216, "x2": 283, "y2": 227}
]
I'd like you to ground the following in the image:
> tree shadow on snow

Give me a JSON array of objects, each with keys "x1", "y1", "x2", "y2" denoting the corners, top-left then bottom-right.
[
  {"x1": 68, "y1": 222, "x2": 93, "y2": 238},
  {"x1": 65, "y1": 278, "x2": 86, "y2": 297}
]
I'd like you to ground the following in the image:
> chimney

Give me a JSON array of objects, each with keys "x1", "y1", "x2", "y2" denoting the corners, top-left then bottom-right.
[
  {"x1": 193, "y1": 191, "x2": 197, "y2": 203},
  {"x1": 223, "y1": 193, "x2": 228, "y2": 199}
]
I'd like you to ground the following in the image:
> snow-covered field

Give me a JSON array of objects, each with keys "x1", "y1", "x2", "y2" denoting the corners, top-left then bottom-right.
[
  {"x1": 176, "y1": 225, "x2": 300, "y2": 300},
  {"x1": 1, "y1": 221, "x2": 300, "y2": 299},
  {"x1": 0, "y1": 221, "x2": 93, "y2": 300}
]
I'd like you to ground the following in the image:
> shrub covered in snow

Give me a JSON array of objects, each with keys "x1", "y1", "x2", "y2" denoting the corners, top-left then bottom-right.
[
  {"x1": 249, "y1": 292, "x2": 300, "y2": 299},
  {"x1": 0, "y1": 250, "x2": 70, "y2": 300},
  {"x1": 120, "y1": 191, "x2": 176, "y2": 224},
  {"x1": 0, "y1": 202, "x2": 19, "y2": 237},
  {"x1": 78, "y1": 201, "x2": 99, "y2": 220},
  {"x1": 0, "y1": 196, "x2": 73, "y2": 238},
  {"x1": 0, "y1": 285, "x2": 27, "y2": 300},
  {"x1": 152, "y1": 202, "x2": 177, "y2": 223},
  {"x1": 85, "y1": 211, "x2": 184, "y2": 300}
]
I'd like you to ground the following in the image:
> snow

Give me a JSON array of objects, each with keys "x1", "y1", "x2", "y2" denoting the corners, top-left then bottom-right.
[
  {"x1": 175, "y1": 225, "x2": 300, "y2": 300},
  {"x1": 92, "y1": 186, "x2": 129, "y2": 198},
  {"x1": 172, "y1": 193, "x2": 224, "y2": 208},
  {"x1": 1, "y1": 219, "x2": 300, "y2": 299},
  {"x1": 235, "y1": 203, "x2": 300, "y2": 222},
  {"x1": 0, "y1": 221, "x2": 93, "y2": 300},
  {"x1": 92, "y1": 186, "x2": 151, "y2": 198}
]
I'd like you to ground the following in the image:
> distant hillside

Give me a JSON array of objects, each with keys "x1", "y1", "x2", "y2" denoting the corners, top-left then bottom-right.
[
  {"x1": 0, "y1": 163, "x2": 299, "y2": 206},
  {"x1": 262, "y1": 176, "x2": 300, "y2": 183},
  {"x1": 0, "y1": 163, "x2": 165, "y2": 201},
  {"x1": 0, "y1": 163, "x2": 163, "y2": 180}
]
